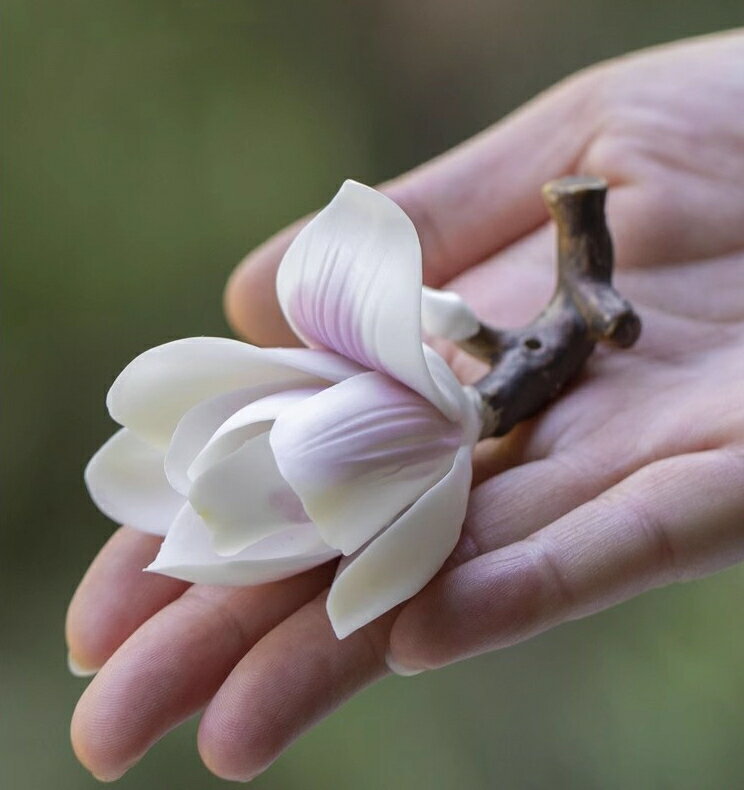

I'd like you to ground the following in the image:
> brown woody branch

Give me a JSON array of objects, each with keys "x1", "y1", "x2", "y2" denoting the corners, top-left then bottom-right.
[{"x1": 460, "y1": 176, "x2": 641, "y2": 438}]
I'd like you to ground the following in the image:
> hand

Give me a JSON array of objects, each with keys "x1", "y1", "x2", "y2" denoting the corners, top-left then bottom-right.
[{"x1": 67, "y1": 31, "x2": 744, "y2": 782}]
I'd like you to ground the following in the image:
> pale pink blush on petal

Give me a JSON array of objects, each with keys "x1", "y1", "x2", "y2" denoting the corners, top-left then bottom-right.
[
  {"x1": 189, "y1": 431, "x2": 314, "y2": 557},
  {"x1": 276, "y1": 181, "x2": 461, "y2": 420},
  {"x1": 271, "y1": 371, "x2": 462, "y2": 555},
  {"x1": 268, "y1": 488, "x2": 310, "y2": 524},
  {"x1": 289, "y1": 282, "x2": 378, "y2": 374}
]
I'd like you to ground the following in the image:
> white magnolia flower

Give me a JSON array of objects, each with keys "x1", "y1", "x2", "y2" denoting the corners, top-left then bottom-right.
[{"x1": 85, "y1": 180, "x2": 483, "y2": 638}]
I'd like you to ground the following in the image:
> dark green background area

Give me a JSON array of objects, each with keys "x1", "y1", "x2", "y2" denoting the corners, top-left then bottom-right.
[{"x1": 3, "y1": 2, "x2": 744, "y2": 788}]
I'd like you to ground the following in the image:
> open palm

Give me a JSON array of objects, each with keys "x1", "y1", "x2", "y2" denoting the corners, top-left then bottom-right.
[{"x1": 68, "y1": 31, "x2": 744, "y2": 782}]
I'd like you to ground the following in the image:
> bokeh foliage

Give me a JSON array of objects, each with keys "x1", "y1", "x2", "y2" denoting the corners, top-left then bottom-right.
[{"x1": 3, "y1": 2, "x2": 744, "y2": 788}]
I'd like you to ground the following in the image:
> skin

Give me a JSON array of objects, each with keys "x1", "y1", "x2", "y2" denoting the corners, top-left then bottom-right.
[{"x1": 67, "y1": 31, "x2": 744, "y2": 782}]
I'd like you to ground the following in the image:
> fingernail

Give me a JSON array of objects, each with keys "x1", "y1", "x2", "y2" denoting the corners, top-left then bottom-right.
[
  {"x1": 67, "y1": 651, "x2": 98, "y2": 678},
  {"x1": 92, "y1": 771, "x2": 124, "y2": 783},
  {"x1": 385, "y1": 649, "x2": 424, "y2": 677},
  {"x1": 91, "y1": 766, "x2": 130, "y2": 783}
]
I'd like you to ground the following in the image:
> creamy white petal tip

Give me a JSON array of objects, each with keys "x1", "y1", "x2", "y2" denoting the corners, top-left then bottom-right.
[
  {"x1": 84, "y1": 428, "x2": 184, "y2": 536},
  {"x1": 146, "y1": 504, "x2": 338, "y2": 586},
  {"x1": 421, "y1": 286, "x2": 480, "y2": 341},
  {"x1": 326, "y1": 446, "x2": 472, "y2": 638}
]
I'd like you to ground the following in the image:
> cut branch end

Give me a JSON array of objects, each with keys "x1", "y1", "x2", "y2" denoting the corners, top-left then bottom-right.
[{"x1": 461, "y1": 176, "x2": 642, "y2": 438}]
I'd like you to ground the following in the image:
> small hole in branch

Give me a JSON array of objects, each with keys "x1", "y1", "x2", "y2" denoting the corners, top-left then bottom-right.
[{"x1": 524, "y1": 337, "x2": 542, "y2": 350}]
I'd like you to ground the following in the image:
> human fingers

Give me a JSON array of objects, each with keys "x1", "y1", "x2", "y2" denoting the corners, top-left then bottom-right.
[
  {"x1": 70, "y1": 564, "x2": 334, "y2": 782},
  {"x1": 193, "y1": 436, "x2": 664, "y2": 783},
  {"x1": 389, "y1": 448, "x2": 744, "y2": 673},
  {"x1": 450, "y1": 449, "x2": 626, "y2": 570},
  {"x1": 197, "y1": 592, "x2": 392, "y2": 782},
  {"x1": 193, "y1": 419, "x2": 671, "y2": 782},
  {"x1": 66, "y1": 526, "x2": 188, "y2": 676}
]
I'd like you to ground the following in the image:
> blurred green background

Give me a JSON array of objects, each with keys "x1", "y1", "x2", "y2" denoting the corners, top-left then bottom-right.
[{"x1": 3, "y1": 2, "x2": 744, "y2": 788}]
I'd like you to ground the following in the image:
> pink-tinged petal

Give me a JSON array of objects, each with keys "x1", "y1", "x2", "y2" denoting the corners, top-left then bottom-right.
[
  {"x1": 276, "y1": 180, "x2": 461, "y2": 420},
  {"x1": 326, "y1": 445, "x2": 473, "y2": 639},
  {"x1": 188, "y1": 386, "x2": 322, "y2": 482},
  {"x1": 107, "y1": 337, "x2": 364, "y2": 449},
  {"x1": 165, "y1": 382, "x2": 318, "y2": 496},
  {"x1": 271, "y1": 371, "x2": 462, "y2": 556},
  {"x1": 84, "y1": 429, "x2": 184, "y2": 536},
  {"x1": 189, "y1": 431, "x2": 310, "y2": 557},
  {"x1": 147, "y1": 504, "x2": 338, "y2": 586}
]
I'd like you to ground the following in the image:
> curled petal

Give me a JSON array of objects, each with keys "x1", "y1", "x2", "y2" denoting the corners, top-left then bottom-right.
[
  {"x1": 423, "y1": 345, "x2": 482, "y2": 447},
  {"x1": 326, "y1": 446, "x2": 473, "y2": 639},
  {"x1": 165, "y1": 385, "x2": 285, "y2": 496},
  {"x1": 276, "y1": 180, "x2": 461, "y2": 420},
  {"x1": 108, "y1": 337, "x2": 363, "y2": 449},
  {"x1": 271, "y1": 371, "x2": 461, "y2": 556},
  {"x1": 147, "y1": 504, "x2": 338, "y2": 586},
  {"x1": 188, "y1": 387, "x2": 321, "y2": 482},
  {"x1": 421, "y1": 286, "x2": 480, "y2": 342},
  {"x1": 84, "y1": 429, "x2": 184, "y2": 535},
  {"x1": 189, "y1": 431, "x2": 310, "y2": 557}
]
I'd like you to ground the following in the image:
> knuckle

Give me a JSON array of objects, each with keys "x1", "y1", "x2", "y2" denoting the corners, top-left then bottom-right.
[
  {"x1": 179, "y1": 587, "x2": 253, "y2": 649},
  {"x1": 479, "y1": 539, "x2": 571, "y2": 642},
  {"x1": 444, "y1": 526, "x2": 485, "y2": 569},
  {"x1": 603, "y1": 475, "x2": 682, "y2": 585},
  {"x1": 627, "y1": 496, "x2": 681, "y2": 584},
  {"x1": 520, "y1": 536, "x2": 577, "y2": 616}
]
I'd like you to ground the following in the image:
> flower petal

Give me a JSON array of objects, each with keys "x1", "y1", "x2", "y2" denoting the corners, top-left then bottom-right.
[
  {"x1": 187, "y1": 387, "x2": 322, "y2": 482},
  {"x1": 271, "y1": 371, "x2": 461, "y2": 556},
  {"x1": 147, "y1": 504, "x2": 338, "y2": 586},
  {"x1": 164, "y1": 386, "x2": 267, "y2": 496},
  {"x1": 326, "y1": 445, "x2": 472, "y2": 639},
  {"x1": 424, "y1": 345, "x2": 482, "y2": 447},
  {"x1": 421, "y1": 286, "x2": 480, "y2": 342},
  {"x1": 276, "y1": 180, "x2": 460, "y2": 420},
  {"x1": 84, "y1": 428, "x2": 184, "y2": 535},
  {"x1": 189, "y1": 431, "x2": 310, "y2": 557},
  {"x1": 165, "y1": 382, "x2": 318, "y2": 496},
  {"x1": 108, "y1": 337, "x2": 364, "y2": 449}
]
